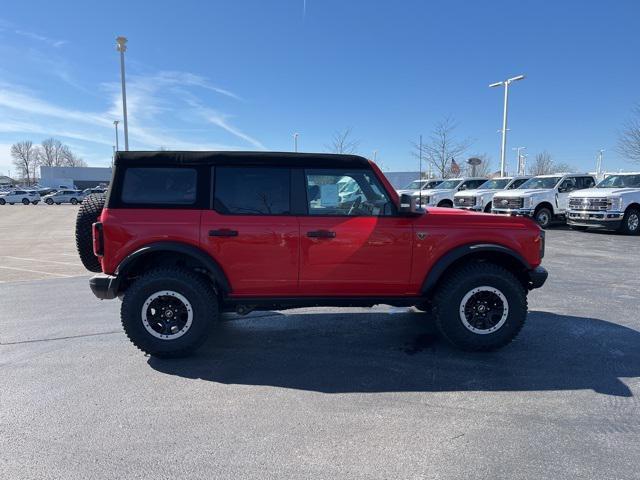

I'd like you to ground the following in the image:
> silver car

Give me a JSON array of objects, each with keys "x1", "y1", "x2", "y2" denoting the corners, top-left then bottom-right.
[{"x1": 42, "y1": 189, "x2": 84, "y2": 205}]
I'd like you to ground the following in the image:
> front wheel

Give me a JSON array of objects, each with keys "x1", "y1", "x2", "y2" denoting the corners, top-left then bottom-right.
[
  {"x1": 121, "y1": 267, "x2": 218, "y2": 358},
  {"x1": 22, "y1": 198, "x2": 29, "y2": 205},
  {"x1": 45, "y1": 198, "x2": 54, "y2": 205},
  {"x1": 620, "y1": 208, "x2": 640, "y2": 235},
  {"x1": 0, "y1": 198, "x2": 5, "y2": 205},
  {"x1": 432, "y1": 262, "x2": 527, "y2": 351},
  {"x1": 70, "y1": 198, "x2": 78, "y2": 205},
  {"x1": 437, "y1": 200, "x2": 453, "y2": 208},
  {"x1": 534, "y1": 207, "x2": 553, "y2": 229}
]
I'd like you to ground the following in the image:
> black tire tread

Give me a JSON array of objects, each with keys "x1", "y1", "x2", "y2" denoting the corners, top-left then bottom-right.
[
  {"x1": 120, "y1": 267, "x2": 217, "y2": 358},
  {"x1": 75, "y1": 193, "x2": 106, "y2": 272},
  {"x1": 620, "y1": 208, "x2": 640, "y2": 236},
  {"x1": 432, "y1": 262, "x2": 528, "y2": 351}
]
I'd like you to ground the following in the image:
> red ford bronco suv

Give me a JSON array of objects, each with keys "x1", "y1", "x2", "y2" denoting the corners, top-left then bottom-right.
[{"x1": 76, "y1": 151, "x2": 547, "y2": 358}]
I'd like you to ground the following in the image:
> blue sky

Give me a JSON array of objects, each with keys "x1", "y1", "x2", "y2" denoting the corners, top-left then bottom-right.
[{"x1": 0, "y1": 0, "x2": 639, "y2": 176}]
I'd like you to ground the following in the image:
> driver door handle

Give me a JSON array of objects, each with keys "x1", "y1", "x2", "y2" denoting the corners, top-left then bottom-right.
[
  {"x1": 306, "y1": 230, "x2": 336, "y2": 238},
  {"x1": 209, "y1": 229, "x2": 238, "y2": 237}
]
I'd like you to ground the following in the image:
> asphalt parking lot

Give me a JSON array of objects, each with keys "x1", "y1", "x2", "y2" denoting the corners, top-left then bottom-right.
[{"x1": 1, "y1": 207, "x2": 639, "y2": 479}]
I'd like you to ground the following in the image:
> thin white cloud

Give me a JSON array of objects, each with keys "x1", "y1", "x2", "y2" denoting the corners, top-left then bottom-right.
[{"x1": 15, "y1": 29, "x2": 67, "y2": 47}]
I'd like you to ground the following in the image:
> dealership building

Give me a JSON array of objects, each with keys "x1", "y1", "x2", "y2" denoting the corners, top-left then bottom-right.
[{"x1": 40, "y1": 166, "x2": 112, "y2": 190}]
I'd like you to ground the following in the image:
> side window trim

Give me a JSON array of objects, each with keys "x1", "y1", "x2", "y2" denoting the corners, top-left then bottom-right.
[{"x1": 302, "y1": 167, "x2": 397, "y2": 217}]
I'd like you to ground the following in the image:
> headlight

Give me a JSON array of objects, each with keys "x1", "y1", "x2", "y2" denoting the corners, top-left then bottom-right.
[{"x1": 607, "y1": 197, "x2": 623, "y2": 211}]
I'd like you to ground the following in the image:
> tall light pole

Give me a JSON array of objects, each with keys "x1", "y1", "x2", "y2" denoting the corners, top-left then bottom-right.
[
  {"x1": 513, "y1": 146, "x2": 526, "y2": 175},
  {"x1": 490, "y1": 74, "x2": 525, "y2": 177},
  {"x1": 113, "y1": 120, "x2": 120, "y2": 152},
  {"x1": 293, "y1": 133, "x2": 299, "y2": 152},
  {"x1": 116, "y1": 36, "x2": 129, "y2": 151},
  {"x1": 596, "y1": 149, "x2": 604, "y2": 178}
]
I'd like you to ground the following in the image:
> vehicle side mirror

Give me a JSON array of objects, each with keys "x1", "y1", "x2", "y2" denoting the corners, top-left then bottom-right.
[{"x1": 399, "y1": 193, "x2": 421, "y2": 216}]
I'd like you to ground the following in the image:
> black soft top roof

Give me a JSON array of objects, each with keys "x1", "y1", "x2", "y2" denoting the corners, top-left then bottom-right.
[{"x1": 114, "y1": 151, "x2": 371, "y2": 169}]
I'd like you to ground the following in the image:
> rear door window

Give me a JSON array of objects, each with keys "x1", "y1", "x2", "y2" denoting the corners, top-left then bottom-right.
[
  {"x1": 214, "y1": 167, "x2": 290, "y2": 215},
  {"x1": 121, "y1": 167, "x2": 197, "y2": 206}
]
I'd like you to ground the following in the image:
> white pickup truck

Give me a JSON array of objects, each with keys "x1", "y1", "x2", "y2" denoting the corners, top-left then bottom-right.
[
  {"x1": 417, "y1": 177, "x2": 488, "y2": 208},
  {"x1": 566, "y1": 173, "x2": 640, "y2": 235},
  {"x1": 492, "y1": 173, "x2": 596, "y2": 228},
  {"x1": 453, "y1": 176, "x2": 531, "y2": 212}
]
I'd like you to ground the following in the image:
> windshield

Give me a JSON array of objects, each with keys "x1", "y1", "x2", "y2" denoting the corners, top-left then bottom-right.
[
  {"x1": 424, "y1": 180, "x2": 443, "y2": 189},
  {"x1": 478, "y1": 179, "x2": 510, "y2": 190},
  {"x1": 403, "y1": 180, "x2": 425, "y2": 190},
  {"x1": 519, "y1": 176, "x2": 562, "y2": 189},
  {"x1": 596, "y1": 174, "x2": 640, "y2": 188},
  {"x1": 437, "y1": 179, "x2": 462, "y2": 189}
]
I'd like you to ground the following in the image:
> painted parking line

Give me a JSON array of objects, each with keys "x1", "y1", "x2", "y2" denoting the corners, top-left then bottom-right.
[
  {"x1": 0, "y1": 265, "x2": 72, "y2": 278},
  {"x1": 1, "y1": 256, "x2": 81, "y2": 267}
]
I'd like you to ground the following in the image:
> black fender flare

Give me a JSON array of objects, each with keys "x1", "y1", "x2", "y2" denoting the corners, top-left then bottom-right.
[
  {"x1": 115, "y1": 241, "x2": 231, "y2": 294},
  {"x1": 420, "y1": 243, "x2": 532, "y2": 295}
]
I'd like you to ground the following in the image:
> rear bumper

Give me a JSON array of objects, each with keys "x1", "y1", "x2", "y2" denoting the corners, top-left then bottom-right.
[
  {"x1": 567, "y1": 210, "x2": 623, "y2": 229},
  {"x1": 527, "y1": 266, "x2": 548, "y2": 290},
  {"x1": 89, "y1": 274, "x2": 119, "y2": 300}
]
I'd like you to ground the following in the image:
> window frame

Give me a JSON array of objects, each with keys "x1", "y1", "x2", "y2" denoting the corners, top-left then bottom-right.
[
  {"x1": 301, "y1": 167, "x2": 398, "y2": 217},
  {"x1": 211, "y1": 165, "x2": 295, "y2": 216},
  {"x1": 109, "y1": 165, "x2": 209, "y2": 210}
]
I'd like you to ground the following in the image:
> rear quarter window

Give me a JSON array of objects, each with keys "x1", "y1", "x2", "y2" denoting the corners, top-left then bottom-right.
[{"x1": 120, "y1": 167, "x2": 198, "y2": 206}]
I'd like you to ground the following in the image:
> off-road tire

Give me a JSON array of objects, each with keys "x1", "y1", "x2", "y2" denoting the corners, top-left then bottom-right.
[
  {"x1": 534, "y1": 207, "x2": 553, "y2": 229},
  {"x1": 619, "y1": 207, "x2": 640, "y2": 235},
  {"x1": 432, "y1": 262, "x2": 527, "y2": 351},
  {"x1": 121, "y1": 267, "x2": 217, "y2": 358},
  {"x1": 75, "y1": 193, "x2": 105, "y2": 272}
]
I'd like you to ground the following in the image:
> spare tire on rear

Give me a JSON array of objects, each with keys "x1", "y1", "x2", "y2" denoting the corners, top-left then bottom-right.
[{"x1": 75, "y1": 193, "x2": 106, "y2": 272}]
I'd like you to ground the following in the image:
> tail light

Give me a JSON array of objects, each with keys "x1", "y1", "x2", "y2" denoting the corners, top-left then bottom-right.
[{"x1": 92, "y1": 222, "x2": 104, "y2": 257}]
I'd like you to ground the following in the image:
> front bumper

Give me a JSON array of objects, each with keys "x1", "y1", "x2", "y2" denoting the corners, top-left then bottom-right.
[
  {"x1": 567, "y1": 210, "x2": 623, "y2": 229},
  {"x1": 454, "y1": 205, "x2": 482, "y2": 211},
  {"x1": 89, "y1": 274, "x2": 120, "y2": 300},
  {"x1": 527, "y1": 266, "x2": 548, "y2": 290},
  {"x1": 492, "y1": 208, "x2": 534, "y2": 217}
]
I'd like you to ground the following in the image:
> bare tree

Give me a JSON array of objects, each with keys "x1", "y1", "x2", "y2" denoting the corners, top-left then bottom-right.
[
  {"x1": 617, "y1": 104, "x2": 640, "y2": 163},
  {"x1": 38, "y1": 138, "x2": 70, "y2": 167},
  {"x1": 11, "y1": 141, "x2": 39, "y2": 185},
  {"x1": 528, "y1": 151, "x2": 554, "y2": 176},
  {"x1": 62, "y1": 150, "x2": 87, "y2": 168},
  {"x1": 413, "y1": 117, "x2": 473, "y2": 178},
  {"x1": 327, "y1": 128, "x2": 360, "y2": 154},
  {"x1": 528, "y1": 151, "x2": 575, "y2": 175}
]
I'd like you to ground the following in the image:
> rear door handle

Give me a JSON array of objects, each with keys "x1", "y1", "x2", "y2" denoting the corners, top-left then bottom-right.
[
  {"x1": 209, "y1": 229, "x2": 238, "y2": 237},
  {"x1": 306, "y1": 230, "x2": 336, "y2": 238}
]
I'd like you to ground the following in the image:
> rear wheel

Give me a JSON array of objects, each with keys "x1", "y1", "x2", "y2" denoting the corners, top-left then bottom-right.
[
  {"x1": 70, "y1": 198, "x2": 78, "y2": 205},
  {"x1": 0, "y1": 198, "x2": 5, "y2": 205},
  {"x1": 21, "y1": 198, "x2": 29, "y2": 205},
  {"x1": 45, "y1": 198, "x2": 54, "y2": 205},
  {"x1": 534, "y1": 207, "x2": 553, "y2": 229},
  {"x1": 619, "y1": 208, "x2": 640, "y2": 235},
  {"x1": 432, "y1": 262, "x2": 527, "y2": 351},
  {"x1": 75, "y1": 193, "x2": 105, "y2": 272},
  {"x1": 121, "y1": 267, "x2": 217, "y2": 358}
]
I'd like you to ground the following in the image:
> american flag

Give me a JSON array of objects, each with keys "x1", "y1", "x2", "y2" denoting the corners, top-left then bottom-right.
[{"x1": 451, "y1": 158, "x2": 461, "y2": 175}]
